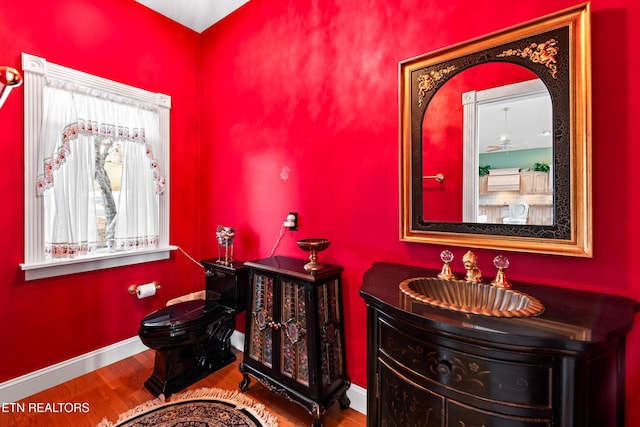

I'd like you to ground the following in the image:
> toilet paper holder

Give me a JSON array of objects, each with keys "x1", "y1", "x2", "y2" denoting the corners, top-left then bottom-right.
[{"x1": 128, "y1": 281, "x2": 161, "y2": 295}]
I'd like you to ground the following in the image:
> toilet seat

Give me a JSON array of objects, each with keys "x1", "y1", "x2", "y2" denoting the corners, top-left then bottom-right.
[
  {"x1": 139, "y1": 300, "x2": 234, "y2": 348},
  {"x1": 141, "y1": 299, "x2": 230, "y2": 329}
]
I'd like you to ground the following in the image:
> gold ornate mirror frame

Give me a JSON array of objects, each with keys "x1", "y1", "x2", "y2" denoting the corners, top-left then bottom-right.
[{"x1": 400, "y1": 3, "x2": 592, "y2": 257}]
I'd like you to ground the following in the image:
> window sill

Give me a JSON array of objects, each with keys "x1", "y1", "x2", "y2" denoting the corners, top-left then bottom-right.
[{"x1": 19, "y1": 246, "x2": 178, "y2": 281}]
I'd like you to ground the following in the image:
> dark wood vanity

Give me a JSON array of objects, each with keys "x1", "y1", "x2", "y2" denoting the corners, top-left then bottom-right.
[{"x1": 359, "y1": 262, "x2": 638, "y2": 427}]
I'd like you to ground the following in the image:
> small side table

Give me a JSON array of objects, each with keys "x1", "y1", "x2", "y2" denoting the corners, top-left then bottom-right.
[{"x1": 239, "y1": 256, "x2": 350, "y2": 427}]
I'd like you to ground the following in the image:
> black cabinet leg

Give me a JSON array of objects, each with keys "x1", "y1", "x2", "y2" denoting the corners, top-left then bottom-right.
[{"x1": 339, "y1": 393, "x2": 350, "y2": 410}]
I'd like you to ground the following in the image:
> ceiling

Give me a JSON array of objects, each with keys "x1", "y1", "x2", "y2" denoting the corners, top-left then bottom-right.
[
  {"x1": 478, "y1": 93, "x2": 552, "y2": 154},
  {"x1": 135, "y1": 0, "x2": 250, "y2": 33}
]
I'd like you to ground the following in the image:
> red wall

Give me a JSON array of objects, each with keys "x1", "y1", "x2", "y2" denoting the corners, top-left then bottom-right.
[
  {"x1": 200, "y1": 0, "x2": 640, "y2": 423},
  {"x1": 3, "y1": 0, "x2": 640, "y2": 423},
  {"x1": 0, "y1": 0, "x2": 203, "y2": 380}
]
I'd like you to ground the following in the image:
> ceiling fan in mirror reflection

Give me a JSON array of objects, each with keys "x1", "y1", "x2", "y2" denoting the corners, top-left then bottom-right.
[{"x1": 486, "y1": 107, "x2": 525, "y2": 152}]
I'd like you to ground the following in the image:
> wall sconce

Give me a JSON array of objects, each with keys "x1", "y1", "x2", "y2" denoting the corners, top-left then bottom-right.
[{"x1": 0, "y1": 66, "x2": 23, "y2": 109}]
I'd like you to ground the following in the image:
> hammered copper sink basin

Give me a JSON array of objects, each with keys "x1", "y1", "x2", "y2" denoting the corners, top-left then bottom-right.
[{"x1": 399, "y1": 277, "x2": 544, "y2": 318}]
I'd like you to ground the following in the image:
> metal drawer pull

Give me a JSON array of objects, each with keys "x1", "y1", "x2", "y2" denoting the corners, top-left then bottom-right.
[{"x1": 437, "y1": 359, "x2": 452, "y2": 375}]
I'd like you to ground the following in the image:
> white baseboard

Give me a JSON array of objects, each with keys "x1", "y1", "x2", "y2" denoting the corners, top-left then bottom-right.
[
  {"x1": 0, "y1": 331, "x2": 367, "y2": 416},
  {"x1": 345, "y1": 382, "x2": 367, "y2": 416},
  {"x1": 0, "y1": 336, "x2": 148, "y2": 403},
  {"x1": 230, "y1": 329, "x2": 245, "y2": 353}
]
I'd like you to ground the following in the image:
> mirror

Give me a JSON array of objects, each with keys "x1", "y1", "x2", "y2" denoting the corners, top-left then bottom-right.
[
  {"x1": 400, "y1": 3, "x2": 592, "y2": 257},
  {"x1": 463, "y1": 76, "x2": 553, "y2": 225}
]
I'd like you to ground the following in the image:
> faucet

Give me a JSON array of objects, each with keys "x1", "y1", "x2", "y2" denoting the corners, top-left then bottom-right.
[
  {"x1": 462, "y1": 251, "x2": 482, "y2": 283},
  {"x1": 438, "y1": 250, "x2": 512, "y2": 288}
]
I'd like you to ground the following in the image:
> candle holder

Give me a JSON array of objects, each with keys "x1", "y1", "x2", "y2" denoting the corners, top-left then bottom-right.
[{"x1": 216, "y1": 225, "x2": 235, "y2": 266}]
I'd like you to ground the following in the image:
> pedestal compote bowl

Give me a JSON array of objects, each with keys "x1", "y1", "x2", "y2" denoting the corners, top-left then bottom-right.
[{"x1": 296, "y1": 238, "x2": 331, "y2": 272}]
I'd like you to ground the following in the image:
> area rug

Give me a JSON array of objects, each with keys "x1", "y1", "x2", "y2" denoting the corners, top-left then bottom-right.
[{"x1": 97, "y1": 387, "x2": 278, "y2": 427}]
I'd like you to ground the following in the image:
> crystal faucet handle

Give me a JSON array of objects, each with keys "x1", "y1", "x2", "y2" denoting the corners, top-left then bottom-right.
[
  {"x1": 493, "y1": 255, "x2": 510, "y2": 269},
  {"x1": 437, "y1": 250, "x2": 456, "y2": 279},
  {"x1": 491, "y1": 255, "x2": 512, "y2": 289},
  {"x1": 440, "y1": 250, "x2": 454, "y2": 263}
]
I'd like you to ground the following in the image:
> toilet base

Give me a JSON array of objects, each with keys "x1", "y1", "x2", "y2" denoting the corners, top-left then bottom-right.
[
  {"x1": 144, "y1": 318, "x2": 236, "y2": 397},
  {"x1": 144, "y1": 348, "x2": 236, "y2": 397}
]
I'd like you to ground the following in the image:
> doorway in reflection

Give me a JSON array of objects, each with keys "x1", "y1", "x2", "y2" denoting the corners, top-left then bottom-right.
[{"x1": 465, "y1": 78, "x2": 553, "y2": 225}]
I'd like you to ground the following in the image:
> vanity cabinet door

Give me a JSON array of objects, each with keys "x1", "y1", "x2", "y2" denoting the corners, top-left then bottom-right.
[
  {"x1": 370, "y1": 310, "x2": 554, "y2": 426},
  {"x1": 520, "y1": 171, "x2": 534, "y2": 193},
  {"x1": 446, "y1": 401, "x2": 550, "y2": 427},
  {"x1": 528, "y1": 206, "x2": 553, "y2": 226},
  {"x1": 479, "y1": 175, "x2": 488, "y2": 195},
  {"x1": 377, "y1": 360, "x2": 443, "y2": 427},
  {"x1": 519, "y1": 171, "x2": 550, "y2": 194},
  {"x1": 532, "y1": 171, "x2": 550, "y2": 193},
  {"x1": 376, "y1": 346, "x2": 551, "y2": 427}
]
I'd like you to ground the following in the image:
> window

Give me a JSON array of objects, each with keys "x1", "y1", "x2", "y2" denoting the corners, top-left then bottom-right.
[{"x1": 20, "y1": 53, "x2": 174, "y2": 280}]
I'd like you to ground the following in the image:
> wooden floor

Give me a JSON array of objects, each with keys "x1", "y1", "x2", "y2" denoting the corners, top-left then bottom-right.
[{"x1": 2, "y1": 349, "x2": 365, "y2": 427}]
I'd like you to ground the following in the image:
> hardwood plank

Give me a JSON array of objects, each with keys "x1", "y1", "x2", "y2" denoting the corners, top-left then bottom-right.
[{"x1": 1, "y1": 349, "x2": 365, "y2": 426}]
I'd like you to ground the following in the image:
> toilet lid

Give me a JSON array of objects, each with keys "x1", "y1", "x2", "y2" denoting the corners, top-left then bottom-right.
[{"x1": 140, "y1": 300, "x2": 232, "y2": 330}]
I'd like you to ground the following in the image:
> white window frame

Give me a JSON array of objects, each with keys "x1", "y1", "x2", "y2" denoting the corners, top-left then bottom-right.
[{"x1": 20, "y1": 53, "x2": 175, "y2": 281}]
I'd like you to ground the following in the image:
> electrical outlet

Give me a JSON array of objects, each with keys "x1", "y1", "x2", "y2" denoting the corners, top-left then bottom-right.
[{"x1": 284, "y1": 212, "x2": 298, "y2": 230}]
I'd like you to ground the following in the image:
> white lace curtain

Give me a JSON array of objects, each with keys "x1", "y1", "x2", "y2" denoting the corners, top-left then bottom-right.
[{"x1": 37, "y1": 83, "x2": 165, "y2": 259}]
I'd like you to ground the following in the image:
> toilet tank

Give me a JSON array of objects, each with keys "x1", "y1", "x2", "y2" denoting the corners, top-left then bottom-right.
[{"x1": 201, "y1": 259, "x2": 249, "y2": 313}]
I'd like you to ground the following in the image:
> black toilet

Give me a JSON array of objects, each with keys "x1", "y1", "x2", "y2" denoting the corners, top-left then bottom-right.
[{"x1": 138, "y1": 259, "x2": 248, "y2": 396}]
